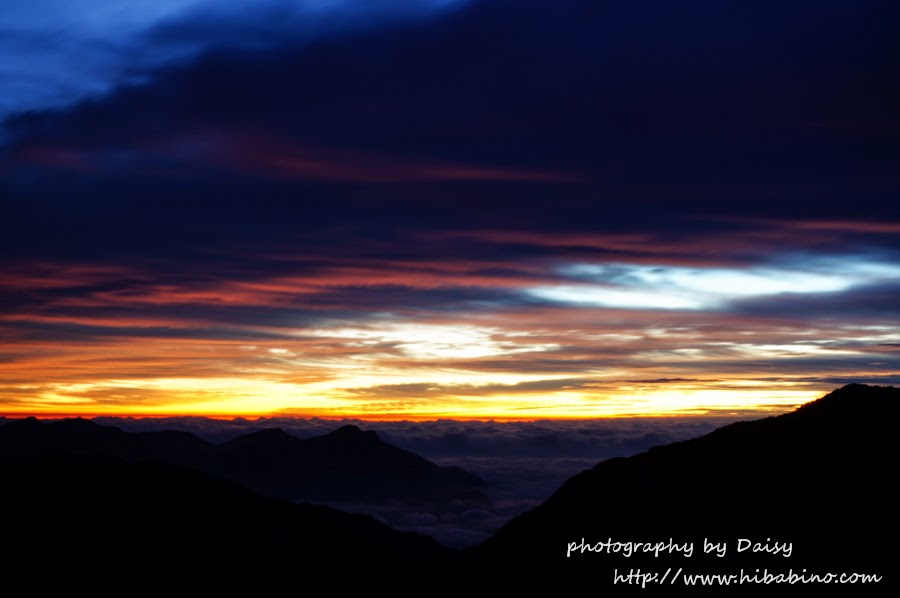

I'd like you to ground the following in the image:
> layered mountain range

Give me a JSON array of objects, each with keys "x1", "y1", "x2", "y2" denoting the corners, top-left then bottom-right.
[
  {"x1": 0, "y1": 418, "x2": 485, "y2": 503},
  {"x1": 1, "y1": 384, "x2": 895, "y2": 591}
]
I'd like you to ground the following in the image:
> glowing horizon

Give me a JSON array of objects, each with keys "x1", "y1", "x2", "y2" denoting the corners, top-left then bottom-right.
[{"x1": 0, "y1": 386, "x2": 818, "y2": 420}]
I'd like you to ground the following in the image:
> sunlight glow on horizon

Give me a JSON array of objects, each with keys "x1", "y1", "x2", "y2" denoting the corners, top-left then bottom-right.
[{"x1": 0, "y1": 375, "x2": 824, "y2": 419}]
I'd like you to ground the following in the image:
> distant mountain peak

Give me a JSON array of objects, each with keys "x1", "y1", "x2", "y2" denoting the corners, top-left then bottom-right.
[
  {"x1": 0, "y1": 415, "x2": 488, "y2": 506},
  {"x1": 333, "y1": 424, "x2": 364, "y2": 433},
  {"x1": 322, "y1": 424, "x2": 382, "y2": 443}
]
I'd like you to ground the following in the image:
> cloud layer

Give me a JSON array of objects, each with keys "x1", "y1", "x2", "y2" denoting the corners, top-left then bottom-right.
[{"x1": 87, "y1": 414, "x2": 743, "y2": 546}]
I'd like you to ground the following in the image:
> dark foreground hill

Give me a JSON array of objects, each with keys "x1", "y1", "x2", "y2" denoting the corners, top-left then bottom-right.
[
  {"x1": 467, "y1": 384, "x2": 898, "y2": 593},
  {"x1": 0, "y1": 418, "x2": 485, "y2": 504},
  {"x1": 0, "y1": 452, "x2": 449, "y2": 580}
]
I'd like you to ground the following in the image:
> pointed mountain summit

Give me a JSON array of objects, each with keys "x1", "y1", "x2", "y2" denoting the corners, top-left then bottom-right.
[
  {"x1": 323, "y1": 423, "x2": 370, "y2": 436},
  {"x1": 307, "y1": 424, "x2": 386, "y2": 452},
  {"x1": 470, "y1": 384, "x2": 897, "y2": 590}
]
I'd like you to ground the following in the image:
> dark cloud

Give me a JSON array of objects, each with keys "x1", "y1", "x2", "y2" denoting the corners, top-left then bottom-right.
[
  {"x1": 732, "y1": 281, "x2": 900, "y2": 318},
  {"x1": 6, "y1": 0, "x2": 898, "y2": 213},
  {"x1": 0, "y1": 0, "x2": 470, "y2": 120}
]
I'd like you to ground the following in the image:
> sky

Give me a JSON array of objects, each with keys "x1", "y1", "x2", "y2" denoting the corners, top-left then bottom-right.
[{"x1": 1, "y1": 0, "x2": 898, "y2": 418}]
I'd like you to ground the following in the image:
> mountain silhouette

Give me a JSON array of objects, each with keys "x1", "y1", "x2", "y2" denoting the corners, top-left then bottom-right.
[
  {"x1": 2, "y1": 384, "x2": 894, "y2": 592},
  {"x1": 0, "y1": 451, "x2": 449, "y2": 579},
  {"x1": 468, "y1": 384, "x2": 897, "y2": 592},
  {"x1": 0, "y1": 418, "x2": 485, "y2": 504},
  {"x1": 214, "y1": 423, "x2": 485, "y2": 502}
]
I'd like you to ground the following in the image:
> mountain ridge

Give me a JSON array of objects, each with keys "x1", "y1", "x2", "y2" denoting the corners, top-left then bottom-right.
[
  {"x1": 0, "y1": 416, "x2": 486, "y2": 504},
  {"x1": 466, "y1": 383, "x2": 897, "y2": 592}
]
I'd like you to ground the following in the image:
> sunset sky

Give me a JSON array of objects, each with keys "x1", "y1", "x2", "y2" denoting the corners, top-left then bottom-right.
[{"x1": 1, "y1": 0, "x2": 898, "y2": 418}]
